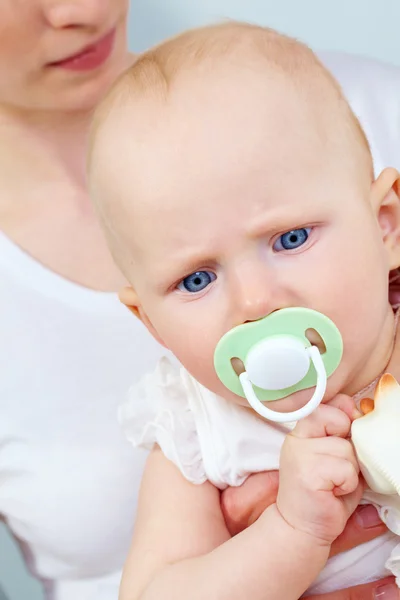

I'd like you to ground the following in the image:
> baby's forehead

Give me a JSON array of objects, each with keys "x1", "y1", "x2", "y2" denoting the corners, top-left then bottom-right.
[
  {"x1": 95, "y1": 72, "x2": 348, "y2": 197},
  {"x1": 103, "y1": 67, "x2": 321, "y2": 147},
  {"x1": 89, "y1": 39, "x2": 371, "y2": 234},
  {"x1": 90, "y1": 21, "x2": 373, "y2": 185},
  {"x1": 96, "y1": 105, "x2": 351, "y2": 230}
]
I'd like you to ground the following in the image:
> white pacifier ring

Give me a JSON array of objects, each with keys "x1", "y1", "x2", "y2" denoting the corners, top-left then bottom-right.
[{"x1": 239, "y1": 345, "x2": 327, "y2": 423}]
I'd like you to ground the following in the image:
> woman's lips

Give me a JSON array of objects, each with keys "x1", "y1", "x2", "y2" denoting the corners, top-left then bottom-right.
[{"x1": 48, "y1": 28, "x2": 116, "y2": 72}]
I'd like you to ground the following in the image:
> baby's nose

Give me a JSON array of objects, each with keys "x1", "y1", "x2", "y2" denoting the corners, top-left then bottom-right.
[{"x1": 231, "y1": 268, "x2": 277, "y2": 325}]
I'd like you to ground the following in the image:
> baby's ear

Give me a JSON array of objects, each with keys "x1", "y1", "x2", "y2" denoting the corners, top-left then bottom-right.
[
  {"x1": 119, "y1": 286, "x2": 141, "y2": 319},
  {"x1": 118, "y1": 286, "x2": 167, "y2": 347},
  {"x1": 372, "y1": 168, "x2": 400, "y2": 269}
]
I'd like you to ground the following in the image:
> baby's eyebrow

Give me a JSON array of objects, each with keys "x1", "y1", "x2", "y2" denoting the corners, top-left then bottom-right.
[{"x1": 246, "y1": 206, "x2": 313, "y2": 238}]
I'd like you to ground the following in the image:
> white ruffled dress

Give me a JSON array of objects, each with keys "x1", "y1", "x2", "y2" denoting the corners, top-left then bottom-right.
[{"x1": 119, "y1": 357, "x2": 400, "y2": 595}]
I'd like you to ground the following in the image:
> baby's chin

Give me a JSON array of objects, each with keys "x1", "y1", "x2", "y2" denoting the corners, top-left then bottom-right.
[
  {"x1": 206, "y1": 372, "x2": 342, "y2": 418},
  {"x1": 230, "y1": 385, "x2": 332, "y2": 417}
]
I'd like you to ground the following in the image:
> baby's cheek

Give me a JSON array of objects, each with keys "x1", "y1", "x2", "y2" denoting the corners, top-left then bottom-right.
[
  {"x1": 159, "y1": 317, "x2": 216, "y2": 373},
  {"x1": 182, "y1": 336, "x2": 217, "y2": 380}
]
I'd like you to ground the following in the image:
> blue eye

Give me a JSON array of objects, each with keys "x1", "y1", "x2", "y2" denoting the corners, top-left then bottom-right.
[
  {"x1": 178, "y1": 271, "x2": 216, "y2": 293},
  {"x1": 273, "y1": 228, "x2": 311, "y2": 251}
]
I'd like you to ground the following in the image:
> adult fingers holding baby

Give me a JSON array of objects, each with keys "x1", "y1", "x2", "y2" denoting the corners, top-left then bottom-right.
[{"x1": 304, "y1": 577, "x2": 399, "y2": 600}]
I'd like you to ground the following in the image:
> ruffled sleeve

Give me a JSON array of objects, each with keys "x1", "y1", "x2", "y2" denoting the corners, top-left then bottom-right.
[{"x1": 118, "y1": 357, "x2": 207, "y2": 485}]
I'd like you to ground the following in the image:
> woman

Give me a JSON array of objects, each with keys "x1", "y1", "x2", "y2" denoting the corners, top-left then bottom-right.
[
  {"x1": 0, "y1": 2, "x2": 398, "y2": 599},
  {"x1": 0, "y1": 3, "x2": 166, "y2": 599}
]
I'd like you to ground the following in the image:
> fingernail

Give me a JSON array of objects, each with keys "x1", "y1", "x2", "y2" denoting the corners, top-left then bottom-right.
[
  {"x1": 352, "y1": 406, "x2": 363, "y2": 419},
  {"x1": 355, "y1": 505, "x2": 382, "y2": 528},
  {"x1": 374, "y1": 583, "x2": 399, "y2": 599}
]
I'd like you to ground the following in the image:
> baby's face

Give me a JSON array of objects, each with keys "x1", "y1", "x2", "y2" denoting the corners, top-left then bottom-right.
[{"x1": 95, "y1": 70, "x2": 399, "y2": 412}]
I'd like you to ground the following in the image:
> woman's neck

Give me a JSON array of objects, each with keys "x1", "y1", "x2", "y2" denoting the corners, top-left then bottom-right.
[
  {"x1": 0, "y1": 103, "x2": 129, "y2": 291},
  {"x1": 0, "y1": 104, "x2": 93, "y2": 192},
  {"x1": 0, "y1": 53, "x2": 136, "y2": 197}
]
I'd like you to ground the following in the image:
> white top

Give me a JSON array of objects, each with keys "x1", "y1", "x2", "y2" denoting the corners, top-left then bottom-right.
[
  {"x1": 319, "y1": 51, "x2": 400, "y2": 176},
  {"x1": 1, "y1": 52, "x2": 400, "y2": 600},
  {"x1": 0, "y1": 231, "x2": 171, "y2": 600},
  {"x1": 120, "y1": 358, "x2": 400, "y2": 595}
]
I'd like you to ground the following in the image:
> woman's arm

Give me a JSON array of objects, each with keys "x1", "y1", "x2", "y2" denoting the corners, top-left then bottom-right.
[{"x1": 119, "y1": 447, "x2": 330, "y2": 600}]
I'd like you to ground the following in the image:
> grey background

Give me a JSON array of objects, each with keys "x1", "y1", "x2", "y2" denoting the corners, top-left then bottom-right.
[
  {"x1": 130, "y1": 0, "x2": 400, "y2": 65},
  {"x1": 1, "y1": 0, "x2": 400, "y2": 598}
]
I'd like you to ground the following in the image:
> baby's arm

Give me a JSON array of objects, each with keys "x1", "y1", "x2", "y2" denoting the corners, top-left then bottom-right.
[{"x1": 119, "y1": 406, "x2": 360, "y2": 600}]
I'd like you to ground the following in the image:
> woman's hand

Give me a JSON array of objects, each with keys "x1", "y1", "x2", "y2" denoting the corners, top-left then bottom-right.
[
  {"x1": 304, "y1": 577, "x2": 398, "y2": 599},
  {"x1": 221, "y1": 472, "x2": 397, "y2": 598}
]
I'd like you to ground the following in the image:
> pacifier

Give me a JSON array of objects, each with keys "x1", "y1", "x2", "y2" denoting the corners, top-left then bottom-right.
[{"x1": 214, "y1": 308, "x2": 343, "y2": 423}]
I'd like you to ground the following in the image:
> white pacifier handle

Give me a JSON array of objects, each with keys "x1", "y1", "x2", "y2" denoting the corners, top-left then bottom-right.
[{"x1": 239, "y1": 346, "x2": 327, "y2": 423}]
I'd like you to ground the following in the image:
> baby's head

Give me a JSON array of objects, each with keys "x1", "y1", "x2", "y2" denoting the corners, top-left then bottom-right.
[{"x1": 89, "y1": 22, "x2": 400, "y2": 412}]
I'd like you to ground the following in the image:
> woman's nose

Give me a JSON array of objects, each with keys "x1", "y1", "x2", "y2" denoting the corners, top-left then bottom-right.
[{"x1": 43, "y1": 0, "x2": 108, "y2": 29}]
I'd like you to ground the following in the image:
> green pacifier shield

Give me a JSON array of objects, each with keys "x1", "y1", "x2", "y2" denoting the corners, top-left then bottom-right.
[{"x1": 214, "y1": 308, "x2": 343, "y2": 401}]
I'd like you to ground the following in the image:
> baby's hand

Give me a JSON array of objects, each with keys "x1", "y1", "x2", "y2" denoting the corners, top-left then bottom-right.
[{"x1": 277, "y1": 403, "x2": 363, "y2": 546}]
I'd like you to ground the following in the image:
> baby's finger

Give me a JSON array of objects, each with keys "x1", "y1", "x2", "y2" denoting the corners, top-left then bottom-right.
[
  {"x1": 327, "y1": 457, "x2": 360, "y2": 496},
  {"x1": 291, "y1": 404, "x2": 351, "y2": 440},
  {"x1": 339, "y1": 479, "x2": 365, "y2": 515},
  {"x1": 296, "y1": 455, "x2": 359, "y2": 495},
  {"x1": 326, "y1": 394, "x2": 362, "y2": 421},
  {"x1": 314, "y1": 437, "x2": 360, "y2": 473}
]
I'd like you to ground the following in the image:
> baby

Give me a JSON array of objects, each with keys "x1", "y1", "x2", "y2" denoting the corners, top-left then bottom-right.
[{"x1": 88, "y1": 23, "x2": 400, "y2": 599}]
